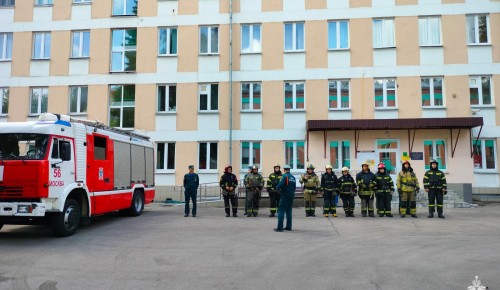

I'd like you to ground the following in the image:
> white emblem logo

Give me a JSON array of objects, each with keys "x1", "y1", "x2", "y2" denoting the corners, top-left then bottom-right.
[{"x1": 468, "y1": 276, "x2": 487, "y2": 290}]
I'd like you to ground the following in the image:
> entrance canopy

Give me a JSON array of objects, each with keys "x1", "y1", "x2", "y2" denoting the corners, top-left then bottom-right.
[{"x1": 306, "y1": 117, "x2": 484, "y2": 159}]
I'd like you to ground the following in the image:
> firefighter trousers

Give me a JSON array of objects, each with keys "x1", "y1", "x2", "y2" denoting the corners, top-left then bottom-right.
[
  {"x1": 376, "y1": 192, "x2": 392, "y2": 215},
  {"x1": 246, "y1": 190, "x2": 260, "y2": 216},
  {"x1": 400, "y1": 190, "x2": 416, "y2": 215},
  {"x1": 269, "y1": 190, "x2": 280, "y2": 214},
  {"x1": 428, "y1": 189, "x2": 444, "y2": 214},
  {"x1": 303, "y1": 190, "x2": 317, "y2": 215},
  {"x1": 340, "y1": 193, "x2": 355, "y2": 215},
  {"x1": 323, "y1": 190, "x2": 337, "y2": 214},
  {"x1": 359, "y1": 194, "x2": 374, "y2": 215},
  {"x1": 223, "y1": 193, "x2": 237, "y2": 215}
]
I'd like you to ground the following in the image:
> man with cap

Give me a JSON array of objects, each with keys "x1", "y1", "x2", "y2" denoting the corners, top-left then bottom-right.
[
  {"x1": 274, "y1": 165, "x2": 296, "y2": 232},
  {"x1": 374, "y1": 162, "x2": 395, "y2": 217},
  {"x1": 220, "y1": 165, "x2": 239, "y2": 217},
  {"x1": 300, "y1": 164, "x2": 321, "y2": 217},
  {"x1": 183, "y1": 165, "x2": 199, "y2": 217},
  {"x1": 397, "y1": 161, "x2": 420, "y2": 218},
  {"x1": 244, "y1": 165, "x2": 264, "y2": 217},
  {"x1": 338, "y1": 167, "x2": 356, "y2": 217},
  {"x1": 356, "y1": 161, "x2": 377, "y2": 217},
  {"x1": 321, "y1": 164, "x2": 339, "y2": 217},
  {"x1": 266, "y1": 164, "x2": 283, "y2": 217},
  {"x1": 423, "y1": 159, "x2": 447, "y2": 218}
]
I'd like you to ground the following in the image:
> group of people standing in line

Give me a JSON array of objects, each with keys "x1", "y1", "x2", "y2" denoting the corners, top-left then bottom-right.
[{"x1": 182, "y1": 159, "x2": 448, "y2": 231}]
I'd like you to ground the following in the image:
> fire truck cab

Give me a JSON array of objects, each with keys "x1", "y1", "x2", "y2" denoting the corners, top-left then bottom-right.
[{"x1": 0, "y1": 113, "x2": 155, "y2": 236}]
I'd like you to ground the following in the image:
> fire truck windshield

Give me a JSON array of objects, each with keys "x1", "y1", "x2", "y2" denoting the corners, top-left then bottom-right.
[{"x1": 0, "y1": 133, "x2": 49, "y2": 160}]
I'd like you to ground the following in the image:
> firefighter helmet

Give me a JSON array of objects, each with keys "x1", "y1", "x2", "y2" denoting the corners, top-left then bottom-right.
[
  {"x1": 274, "y1": 164, "x2": 281, "y2": 169},
  {"x1": 430, "y1": 159, "x2": 438, "y2": 166},
  {"x1": 224, "y1": 165, "x2": 232, "y2": 172},
  {"x1": 252, "y1": 165, "x2": 258, "y2": 171},
  {"x1": 402, "y1": 160, "x2": 411, "y2": 166},
  {"x1": 307, "y1": 164, "x2": 315, "y2": 170},
  {"x1": 378, "y1": 162, "x2": 386, "y2": 169},
  {"x1": 362, "y1": 161, "x2": 370, "y2": 167},
  {"x1": 342, "y1": 166, "x2": 349, "y2": 172},
  {"x1": 325, "y1": 164, "x2": 333, "y2": 170}
]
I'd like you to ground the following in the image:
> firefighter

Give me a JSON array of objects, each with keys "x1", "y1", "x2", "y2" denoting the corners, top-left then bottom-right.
[
  {"x1": 396, "y1": 161, "x2": 420, "y2": 218},
  {"x1": 266, "y1": 164, "x2": 283, "y2": 217},
  {"x1": 321, "y1": 164, "x2": 339, "y2": 217},
  {"x1": 244, "y1": 165, "x2": 264, "y2": 217},
  {"x1": 374, "y1": 163, "x2": 395, "y2": 217},
  {"x1": 274, "y1": 165, "x2": 296, "y2": 232},
  {"x1": 243, "y1": 166, "x2": 252, "y2": 216},
  {"x1": 183, "y1": 165, "x2": 199, "y2": 217},
  {"x1": 339, "y1": 167, "x2": 356, "y2": 217},
  {"x1": 300, "y1": 164, "x2": 320, "y2": 217},
  {"x1": 423, "y1": 159, "x2": 448, "y2": 218},
  {"x1": 356, "y1": 162, "x2": 376, "y2": 217},
  {"x1": 219, "y1": 165, "x2": 238, "y2": 217}
]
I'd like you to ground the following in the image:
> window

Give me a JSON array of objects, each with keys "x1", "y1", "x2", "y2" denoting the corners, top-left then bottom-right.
[
  {"x1": 373, "y1": 19, "x2": 395, "y2": 48},
  {"x1": 285, "y1": 141, "x2": 305, "y2": 170},
  {"x1": 109, "y1": 85, "x2": 135, "y2": 128},
  {"x1": 112, "y1": 0, "x2": 137, "y2": 16},
  {"x1": 0, "y1": 33, "x2": 12, "y2": 60},
  {"x1": 284, "y1": 22, "x2": 304, "y2": 51},
  {"x1": 111, "y1": 29, "x2": 136, "y2": 72},
  {"x1": 158, "y1": 27, "x2": 177, "y2": 55},
  {"x1": 424, "y1": 140, "x2": 446, "y2": 170},
  {"x1": 467, "y1": 14, "x2": 489, "y2": 44},
  {"x1": 241, "y1": 82, "x2": 261, "y2": 111},
  {"x1": 419, "y1": 17, "x2": 441, "y2": 46},
  {"x1": 241, "y1": 24, "x2": 261, "y2": 53},
  {"x1": 473, "y1": 140, "x2": 496, "y2": 170},
  {"x1": 241, "y1": 141, "x2": 261, "y2": 169},
  {"x1": 30, "y1": 88, "x2": 48, "y2": 115},
  {"x1": 330, "y1": 141, "x2": 350, "y2": 169},
  {"x1": 199, "y1": 142, "x2": 217, "y2": 170},
  {"x1": 199, "y1": 26, "x2": 218, "y2": 54},
  {"x1": 328, "y1": 21, "x2": 349, "y2": 49},
  {"x1": 329, "y1": 80, "x2": 349, "y2": 109},
  {"x1": 71, "y1": 31, "x2": 90, "y2": 58},
  {"x1": 33, "y1": 32, "x2": 51, "y2": 59},
  {"x1": 73, "y1": 0, "x2": 91, "y2": 3},
  {"x1": 470, "y1": 76, "x2": 491, "y2": 106},
  {"x1": 0, "y1": 88, "x2": 8, "y2": 115},
  {"x1": 35, "y1": 0, "x2": 52, "y2": 6},
  {"x1": 156, "y1": 142, "x2": 175, "y2": 170},
  {"x1": 157, "y1": 85, "x2": 176, "y2": 112},
  {"x1": 374, "y1": 79, "x2": 397, "y2": 108},
  {"x1": 69, "y1": 86, "x2": 88, "y2": 114},
  {"x1": 0, "y1": 0, "x2": 15, "y2": 7},
  {"x1": 421, "y1": 77, "x2": 444, "y2": 107},
  {"x1": 284, "y1": 82, "x2": 305, "y2": 110},
  {"x1": 199, "y1": 84, "x2": 218, "y2": 112},
  {"x1": 94, "y1": 136, "x2": 106, "y2": 160}
]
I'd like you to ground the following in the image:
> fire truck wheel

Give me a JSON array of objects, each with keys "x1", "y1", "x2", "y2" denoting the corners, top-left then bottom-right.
[
  {"x1": 51, "y1": 199, "x2": 81, "y2": 237},
  {"x1": 127, "y1": 190, "x2": 144, "y2": 216},
  {"x1": 0, "y1": 224, "x2": 3, "y2": 230}
]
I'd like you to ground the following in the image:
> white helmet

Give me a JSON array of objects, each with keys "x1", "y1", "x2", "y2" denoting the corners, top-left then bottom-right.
[
  {"x1": 325, "y1": 164, "x2": 333, "y2": 170},
  {"x1": 342, "y1": 167, "x2": 349, "y2": 172}
]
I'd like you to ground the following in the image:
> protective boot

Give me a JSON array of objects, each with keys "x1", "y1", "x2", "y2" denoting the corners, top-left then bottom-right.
[
  {"x1": 438, "y1": 213, "x2": 445, "y2": 219},
  {"x1": 386, "y1": 214, "x2": 393, "y2": 217},
  {"x1": 368, "y1": 210, "x2": 375, "y2": 217},
  {"x1": 269, "y1": 213, "x2": 275, "y2": 217},
  {"x1": 428, "y1": 211, "x2": 434, "y2": 218},
  {"x1": 311, "y1": 201, "x2": 316, "y2": 217},
  {"x1": 225, "y1": 208, "x2": 230, "y2": 217}
]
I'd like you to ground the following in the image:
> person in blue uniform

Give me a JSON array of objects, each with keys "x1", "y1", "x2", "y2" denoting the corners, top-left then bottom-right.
[
  {"x1": 183, "y1": 165, "x2": 199, "y2": 217},
  {"x1": 274, "y1": 165, "x2": 296, "y2": 232}
]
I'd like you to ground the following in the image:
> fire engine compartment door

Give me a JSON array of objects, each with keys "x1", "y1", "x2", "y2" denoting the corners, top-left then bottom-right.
[
  {"x1": 48, "y1": 137, "x2": 76, "y2": 199},
  {"x1": 113, "y1": 141, "x2": 131, "y2": 190},
  {"x1": 88, "y1": 134, "x2": 114, "y2": 192}
]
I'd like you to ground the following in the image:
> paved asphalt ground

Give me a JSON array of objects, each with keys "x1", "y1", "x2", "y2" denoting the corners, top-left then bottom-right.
[{"x1": 0, "y1": 203, "x2": 499, "y2": 290}]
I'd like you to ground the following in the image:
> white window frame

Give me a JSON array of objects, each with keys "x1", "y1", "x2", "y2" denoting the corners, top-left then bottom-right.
[
  {"x1": 330, "y1": 140, "x2": 351, "y2": 170},
  {"x1": 241, "y1": 141, "x2": 262, "y2": 170},
  {"x1": 0, "y1": 33, "x2": 13, "y2": 60},
  {"x1": 30, "y1": 87, "x2": 48, "y2": 115},
  {"x1": 32, "y1": 32, "x2": 51, "y2": 59},
  {"x1": 198, "y1": 83, "x2": 218, "y2": 112},
  {"x1": 71, "y1": 30, "x2": 90, "y2": 58},
  {"x1": 424, "y1": 140, "x2": 447, "y2": 170},
  {"x1": 241, "y1": 24, "x2": 261, "y2": 53},
  {"x1": 374, "y1": 78, "x2": 397, "y2": 108},
  {"x1": 109, "y1": 85, "x2": 135, "y2": 129},
  {"x1": 328, "y1": 79, "x2": 350, "y2": 110},
  {"x1": 473, "y1": 139, "x2": 497, "y2": 171},
  {"x1": 35, "y1": 0, "x2": 53, "y2": 6},
  {"x1": 0, "y1": 0, "x2": 15, "y2": 7},
  {"x1": 158, "y1": 27, "x2": 177, "y2": 56},
  {"x1": 69, "y1": 86, "x2": 88, "y2": 115},
  {"x1": 467, "y1": 14, "x2": 490, "y2": 45},
  {"x1": 111, "y1": 29, "x2": 136, "y2": 72},
  {"x1": 284, "y1": 22, "x2": 305, "y2": 52},
  {"x1": 0, "y1": 87, "x2": 8, "y2": 115},
  {"x1": 421, "y1": 77, "x2": 444, "y2": 108},
  {"x1": 157, "y1": 84, "x2": 177, "y2": 113},
  {"x1": 419, "y1": 16, "x2": 442, "y2": 47},
  {"x1": 112, "y1": 0, "x2": 136, "y2": 16},
  {"x1": 284, "y1": 81, "x2": 305, "y2": 111},
  {"x1": 73, "y1": 0, "x2": 91, "y2": 3},
  {"x1": 328, "y1": 20, "x2": 349, "y2": 50},
  {"x1": 372, "y1": 18, "x2": 395, "y2": 48},
  {"x1": 241, "y1": 82, "x2": 262, "y2": 111},
  {"x1": 198, "y1": 142, "x2": 218, "y2": 171},
  {"x1": 199, "y1": 26, "x2": 219, "y2": 55},
  {"x1": 156, "y1": 142, "x2": 176, "y2": 171},
  {"x1": 469, "y1": 76, "x2": 493, "y2": 107},
  {"x1": 285, "y1": 141, "x2": 305, "y2": 171}
]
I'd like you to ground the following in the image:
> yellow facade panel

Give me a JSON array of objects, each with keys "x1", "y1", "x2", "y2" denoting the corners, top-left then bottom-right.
[
  {"x1": 176, "y1": 83, "x2": 198, "y2": 131},
  {"x1": 7, "y1": 87, "x2": 29, "y2": 122},
  {"x1": 87, "y1": 85, "x2": 109, "y2": 124},
  {"x1": 178, "y1": 0, "x2": 198, "y2": 15},
  {"x1": 442, "y1": 15, "x2": 467, "y2": 64},
  {"x1": 444, "y1": 75, "x2": 469, "y2": 117},
  {"x1": 397, "y1": 77, "x2": 421, "y2": 118},
  {"x1": 91, "y1": 0, "x2": 112, "y2": 18},
  {"x1": 350, "y1": 0, "x2": 371, "y2": 8},
  {"x1": 305, "y1": 0, "x2": 327, "y2": 9},
  {"x1": 11, "y1": 32, "x2": 31, "y2": 77},
  {"x1": 138, "y1": 0, "x2": 158, "y2": 17},
  {"x1": 177, "y1": 26, "x2": 199, "y2": 72},
  {"x1": 350, "y1": 78, "x2": 374, "y2": 119},
  {"x1": 47, "y1": 86, "x2": 68, "y2": 115},
  {"x1": 262, "y1": 0, "x2": 283, "y2": 12},
  {"x1": 305, "y1": 79, "x2": 328, "y2": 120},
  {"x1": 49, "y1": 30, "x2": 70, "y2": 76},
  {"x1": 134, "y1": 84, "x2": 156, "y2": 131},
  {"x1": 89, "y1": 29, "x2": 110, "y2": 74},
  {"x1": 306, "y1": 21, "x2": 328, "y2": 69},
  {"x1": 396, "y1": 17, "x2": 420, "y2": 66},
  {"x1": 137, "y1": 27, "x2": 158, "y2": 73},
  {"x1": 350, "y1": 18, "x2": 373, "y2": 67},
  {"x1": 262, "y1": 81, "x2": 284, "y2": 130},
  {"x1": 14, "y1": 1, "x2": 33, "y2": 22},
  {"x1": 262, "y1": 22, "x2": 284, "y2": 70},
  {"x1": 52, "y1": 0, "x2": 72, "y2": 21}
]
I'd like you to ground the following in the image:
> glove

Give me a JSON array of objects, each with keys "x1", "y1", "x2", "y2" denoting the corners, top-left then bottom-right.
[{"x1": 443, "y1": 189, "x2": 447, "y2": 195}]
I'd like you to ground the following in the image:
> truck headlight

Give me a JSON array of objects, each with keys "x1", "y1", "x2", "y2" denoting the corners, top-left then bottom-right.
[{"x1": 17, "y1": 205, "x2": 32, "y2": 213}]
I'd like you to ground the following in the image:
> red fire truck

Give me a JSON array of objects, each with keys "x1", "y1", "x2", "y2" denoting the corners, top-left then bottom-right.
[{"x1": 0, "y1": 113, "x2": 155, "y2": 236}]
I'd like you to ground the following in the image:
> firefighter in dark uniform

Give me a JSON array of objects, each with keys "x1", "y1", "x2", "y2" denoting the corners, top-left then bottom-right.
[
  {"x1": 339, "y1": 167, "x2": 356, "y2": 217},
  {"x1": 356, "y1": 162, "x2": 376, "y2": 217},
  {"x1": 374, "y1": 163, "x2": 395, "y2": 217},
  {"x1": 397, "y1": 161, "x2": 420, "y2": 218},
  {"x1": 219, "y1": 165, "x2": 238, "y2": 217},
  {"x1": 423, "y1": 159, "x2": 448, "y2": 218},
  {"x1": 266, "y1": 165, "x2": 282, "y2": 217},
  {"x1": 244, "y1": 165, "x2": 264, "y2": 217},
  {"x1": 321, "y1": 164, "x2": 339, "y2": 217},
  {"x1": 243, "y1": 166, "x2": 252, "y2": 215},
  {"x1": 300, "y1": 164, "x2": 321, "y2": 217},
  {"x1": 274, "y1": 165, "x2": 296, "y2": 232}
]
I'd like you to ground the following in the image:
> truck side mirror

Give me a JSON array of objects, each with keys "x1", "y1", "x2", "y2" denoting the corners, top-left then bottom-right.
[{"x1": 60, "y1": 142, "x2": 71, "y2": 161}]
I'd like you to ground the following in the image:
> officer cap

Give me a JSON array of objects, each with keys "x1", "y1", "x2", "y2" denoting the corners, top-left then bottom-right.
[
  {"x1": 307, "y1": 164, "x2": 315, "y2": 170},
  {"x1": 188, "y1": 165, "x2": 194, "y2": 169},
  {"x1": 283, "y1": 164, "x2": 291, "y2": 170},
  {"x1": 325, "y1": 164, "x2": 333, "y2": 170},
  {"x1": 342, "y1": 166, "x2": 349, "y2": 172},
  {"x1": 248, "y1": 166, "x2": 253, "y2": 170}
]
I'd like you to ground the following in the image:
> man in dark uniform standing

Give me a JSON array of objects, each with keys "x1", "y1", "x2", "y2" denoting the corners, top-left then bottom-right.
[
  {"x1": 220, "y1": 165, "x2": 239, "y2": 217},
  {"x1": 423, "y1": 159, "x2": 448, "y2": 218},
  {"x1": 274, "y1": 165, "x2": 296, "y2": 232},
  {"x1": 183, "y1": 165, "x2": 199, "y2": 217},
  {"x1": 266, "y1": 164, "x2": 282, "y2": 217}
]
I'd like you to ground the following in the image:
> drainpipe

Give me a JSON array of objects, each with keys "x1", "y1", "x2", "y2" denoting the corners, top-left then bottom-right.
[{"x1": 229, "y1": 0, "x2": 233, "y2": 165}]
